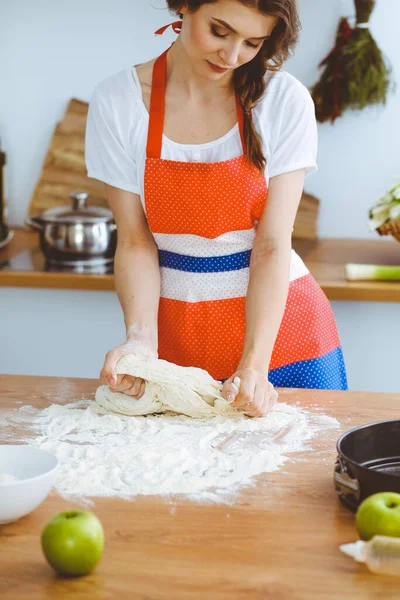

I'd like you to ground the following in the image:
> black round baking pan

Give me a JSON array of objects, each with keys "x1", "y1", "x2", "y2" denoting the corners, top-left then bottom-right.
[{"x1": 335, "y1": 420, "x2": 400, "y2": 512}]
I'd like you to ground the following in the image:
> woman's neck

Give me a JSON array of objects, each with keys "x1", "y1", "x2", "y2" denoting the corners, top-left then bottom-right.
[{"x1": 166, "y1": 38, "x2": 234, "y2": 104}]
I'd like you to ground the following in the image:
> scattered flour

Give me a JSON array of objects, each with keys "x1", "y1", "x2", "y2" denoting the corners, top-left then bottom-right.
[{"x1": 0, "y1": 398, "x2": 339, "y2": 505}]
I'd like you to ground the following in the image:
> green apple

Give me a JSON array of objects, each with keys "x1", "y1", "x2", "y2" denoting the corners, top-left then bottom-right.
[
  {"x1": 41, "y1": 510, "x2": 104, "y2": 576},
  {"x1": 356, "y1": 492, "x2": 400, "y2": 541}
]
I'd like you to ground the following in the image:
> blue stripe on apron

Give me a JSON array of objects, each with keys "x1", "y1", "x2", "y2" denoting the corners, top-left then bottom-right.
[
  {"x1": 159, "y1": 249, "x2": 251, "y2": 273},
  {"x1": 268, "y1": 347, "x2": 348, "y2": 390}
]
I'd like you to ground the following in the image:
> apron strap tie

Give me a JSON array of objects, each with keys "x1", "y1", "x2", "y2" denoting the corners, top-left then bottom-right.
[{"x1": 154, "y1": 21, "x2": 182, "y2": 36}]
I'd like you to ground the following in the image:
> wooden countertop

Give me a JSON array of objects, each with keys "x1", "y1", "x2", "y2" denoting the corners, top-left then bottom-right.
[
  {"x1": 1, "y1": 228, "x2": 400, "y2": 301},
  {"x1": 1, "y1": 375, "x2": 400, "y2": 599}
]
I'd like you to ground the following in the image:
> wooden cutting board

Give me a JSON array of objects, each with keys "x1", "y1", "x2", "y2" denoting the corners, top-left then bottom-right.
[
  {"x1": 28, "y1": 99, "x2": 106, "y2": 216},
  {"x1": 294, "y1": 191, "x2": 320, "y2": 241},
  {"x1": 28, "y1": 98, "x2": 320, "y2": 240}
]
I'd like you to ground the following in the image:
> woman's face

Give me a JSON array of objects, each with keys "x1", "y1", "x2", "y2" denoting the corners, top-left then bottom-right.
[{"x1": 180, "y1": 0, "x2": 277, "y2": 78}]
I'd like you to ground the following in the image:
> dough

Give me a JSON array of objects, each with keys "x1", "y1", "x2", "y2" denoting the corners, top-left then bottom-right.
[{"x1": 94, "y1": 355, "x2": 238, "y2": 418}]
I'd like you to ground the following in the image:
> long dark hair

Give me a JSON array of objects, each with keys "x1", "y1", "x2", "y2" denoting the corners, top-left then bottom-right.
[{"x1": 165, "y1": 0, "x2": 300, "y2": 172}]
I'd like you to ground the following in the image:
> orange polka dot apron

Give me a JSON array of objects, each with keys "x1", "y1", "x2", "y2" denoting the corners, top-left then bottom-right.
[{"x1": 143, "y1": 45, "x2": 347, "y2": 390}]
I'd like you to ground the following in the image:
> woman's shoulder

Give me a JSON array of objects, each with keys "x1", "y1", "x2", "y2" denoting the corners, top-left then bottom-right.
[
  {"x1": 134, "y1": 59, "x2": 155, "y2": 90},
  {"x1": 92, "y1": 68, "x2": 133, "y2": 103},
  {"x1": 90, "y1": 62, "x2": 150, "y2": 116},
  {"x1": 256, "y1": 69, "x2": 313, "y2": 114},
  {"x1": 253, "y1": 69, "x2": 317, "y2": 165}
]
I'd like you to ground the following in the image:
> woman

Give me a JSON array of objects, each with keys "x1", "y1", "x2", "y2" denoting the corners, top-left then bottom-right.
[{"x1": 85, "y1": 0, "x2": 348, "y2": 418}]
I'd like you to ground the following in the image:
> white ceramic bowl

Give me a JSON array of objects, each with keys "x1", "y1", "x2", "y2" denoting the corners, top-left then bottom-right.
[{"x1": 0, "y1": 445, "x2": 59, "y2": 524}]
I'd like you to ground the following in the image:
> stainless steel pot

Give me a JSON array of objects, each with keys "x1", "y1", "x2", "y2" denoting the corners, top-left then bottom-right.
[{"x1": 26, "y1": 192, "x2": 117, "y2": 266}]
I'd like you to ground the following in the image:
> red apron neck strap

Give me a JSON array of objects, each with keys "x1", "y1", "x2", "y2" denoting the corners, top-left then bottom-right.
[
  {"x1": 146, "y1": 49, "x2": 248, "y2": 159},
  {"x1": 146, "y1": 49, "x2": 169, "y2": 160},
  {"x1": 154, "y1": 21, "x2": 182, "y2": 36}
]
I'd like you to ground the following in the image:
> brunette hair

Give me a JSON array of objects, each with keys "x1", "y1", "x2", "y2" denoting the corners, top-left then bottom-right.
[{"x1": 165, "y1": 0, "x2": 300, "y2": 172}]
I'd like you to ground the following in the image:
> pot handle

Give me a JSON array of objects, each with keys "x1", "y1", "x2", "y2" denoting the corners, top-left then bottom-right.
[
  {"x1": 109, "y1": 223, "x2": 117, "y2": 232},
  {"x1": 334, "y1": 456, "x2": 360, "y2": 501},
  {"x1": 25, "y1": 216, "x2": 44, "y2": 231}
]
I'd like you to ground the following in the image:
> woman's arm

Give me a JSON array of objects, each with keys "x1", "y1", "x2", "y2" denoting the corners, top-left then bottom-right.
[
  {"x1": 223, "y1": 168, "x2": 305, "y2": 416},
  {"x1": 239, "y1": 168, "x2": 306, "y2": 372},
  {"x1": 99, "y1": 184, "x2": 161, "y2": 395},
  {"x1": 106, "y1": 184, "x2": 160, "y2": 341}
]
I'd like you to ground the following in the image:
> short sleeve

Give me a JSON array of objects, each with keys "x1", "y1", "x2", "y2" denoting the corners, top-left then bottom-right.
[
  {"x1": 267, "y1": 81, "x2": 318, "y2": 179},
  {"x1": 85, "y1": 86, "x2": 140, "y2": 195}
]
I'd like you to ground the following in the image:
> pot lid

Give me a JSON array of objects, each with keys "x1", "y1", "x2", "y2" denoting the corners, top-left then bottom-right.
[{"x1": 38, "y1": 192, "x2": 113, "y2": 224}]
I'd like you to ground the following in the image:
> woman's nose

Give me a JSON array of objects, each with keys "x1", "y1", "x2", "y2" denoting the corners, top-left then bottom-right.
[{"x1": 219, "y1": 42, "x2": 241, "y2": 67}]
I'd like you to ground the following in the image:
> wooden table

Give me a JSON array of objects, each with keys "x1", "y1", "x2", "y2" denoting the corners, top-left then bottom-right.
[
  {"x1": 1, "y1": 376, "x2": 400, "y2": 598},
  {"x1": 1, "y1": 229, "x2": 400, "y2": 301}
]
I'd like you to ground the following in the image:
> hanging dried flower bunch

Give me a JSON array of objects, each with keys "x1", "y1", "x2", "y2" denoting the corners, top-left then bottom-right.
[{"x1": 311, "y1": 0, "x2": 392, "y2": 123}]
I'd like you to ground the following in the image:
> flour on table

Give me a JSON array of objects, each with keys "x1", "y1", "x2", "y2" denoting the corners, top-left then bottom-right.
[
  {"x1": 0, "y1": 357, "x2": 340, "y2": 505},
  {"x1": 95, "y1": 355, "x2": 236, "y2": 418}
]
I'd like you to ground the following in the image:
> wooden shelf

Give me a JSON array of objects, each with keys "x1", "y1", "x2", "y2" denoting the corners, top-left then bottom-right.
[
  {"x1": 0, "y1": 228, "x2": 114, "y2": 291},
  {"x1": 294, "y1": 238, "x2": 400, "y2": 302},
  {"x1": 1, "y1": 228, "x2": 400, "y2": 301}
]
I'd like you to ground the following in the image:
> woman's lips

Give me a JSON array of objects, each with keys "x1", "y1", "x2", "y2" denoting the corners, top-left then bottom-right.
[{"x1": 207, "y1": 61, "x2": 230, "y2": 74}]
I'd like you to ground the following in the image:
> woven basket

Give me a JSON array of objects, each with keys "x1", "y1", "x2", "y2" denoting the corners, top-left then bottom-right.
[{"x1": 376, "y1": 219, "x2": 400, "y2": 242}]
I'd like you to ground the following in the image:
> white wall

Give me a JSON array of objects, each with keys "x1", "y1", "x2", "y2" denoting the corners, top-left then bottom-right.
[
  {"x1": 2, "y1": 287, "x2": 400, "y2": 393},
  {"x1": 1, "y1": 1, "x2": 400, "y2": 391},
  {"x1": 2, "y1": 288, "x2": 124, "y2": 380}
]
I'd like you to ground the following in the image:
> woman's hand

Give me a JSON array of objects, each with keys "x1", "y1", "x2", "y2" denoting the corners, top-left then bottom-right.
[
  {"x1": 222, "y1": 368, "x2": 278, "y2": 417},
  {"x1": 99, "y1": 325, "x2": 158, "y2": 399}
]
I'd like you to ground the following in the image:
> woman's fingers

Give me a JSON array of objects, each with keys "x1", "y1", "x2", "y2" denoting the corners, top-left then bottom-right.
[
  {"x1": 110, "y1": 375, "x2": 146, "y2": 399},
  {"x1": 100, "y1": 346, "x2": 142, "y2": 387},
  {"x1": 222, "y1": 369, "x2": 278, "y2": 418},
  {"x1": 268, "y1": 385, "x2": 279, "y2": 412},
  {"x1": 100, "y1": 347, "x2": 122, "y2": 386},
  {"x1": 222, "y1": 377, "x2": 239, "y2": 404},
  {"x1": 100, "y1": 339, "x2": 156, "y2": 399},
  {"x1": 240, "y1": 378, "x2": 278, "y2": 418},
  {"x1": 232, "y1": 375, "x2": 256, "y2": 409},
  {"x1": 246, "y1": 388, "x2": 278, "y2": 418},
  {"x1": 109, "y1": 374, "x2": 133, "y2": 392},
  {"x1": 243, "y1": 379, "x2": 265, "y2": 417},
  {"x1": 99, "y1": 365, "x2": 111, "y2": 386},
  {"x1": 137, "y1": 379, "x2": 146, "y2": 399},
  {"x1": 129, "y1": 377, "x2": 144, "y2": 398}
]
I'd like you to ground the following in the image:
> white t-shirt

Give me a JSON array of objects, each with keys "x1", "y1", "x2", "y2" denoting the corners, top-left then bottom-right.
[{"x1": 85, "y1": 65, "x2": 318, "y2": 200}]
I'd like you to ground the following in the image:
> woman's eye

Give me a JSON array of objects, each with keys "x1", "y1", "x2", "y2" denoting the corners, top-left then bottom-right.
[
  {"x1": 211, "y1": 26, "x2": 228, "y2": 39},
  {"x1": 245, "y1": 41, "x2": 260, "y2": 49},
  {"x1": 211, "y1": 26, "x2": 261, "y2": 49}
]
